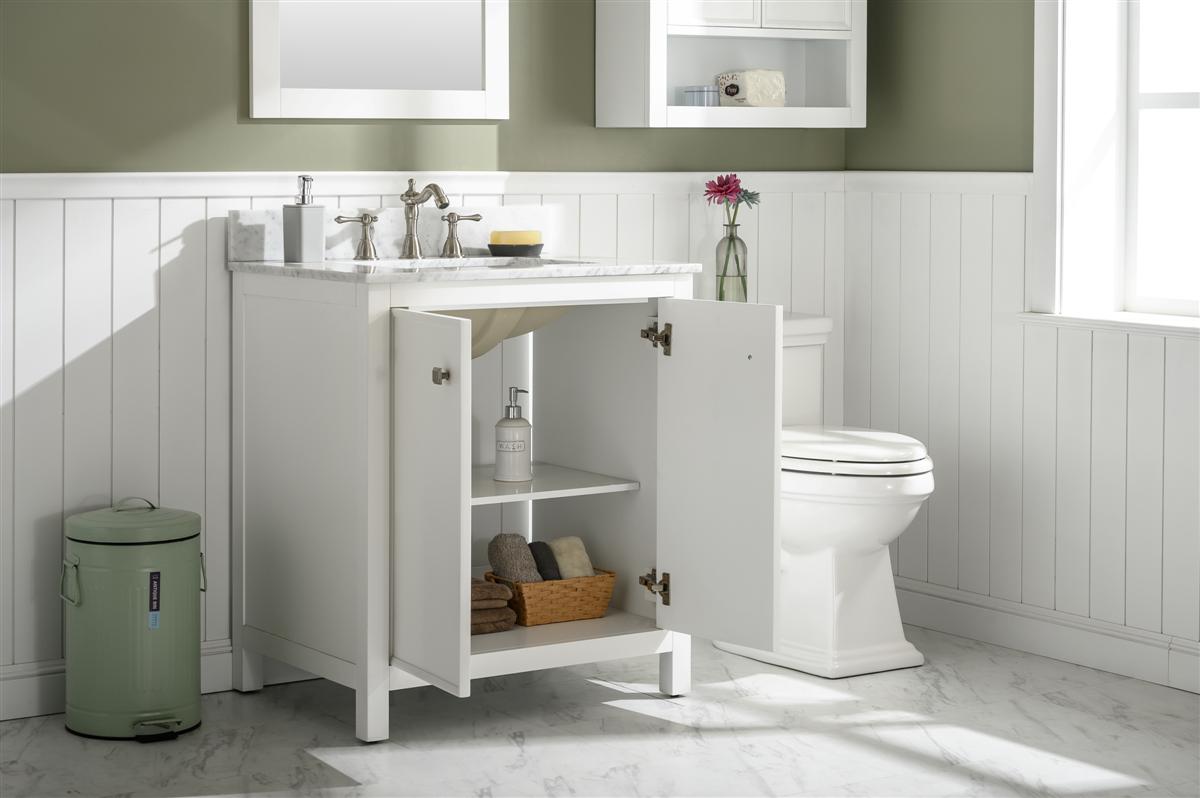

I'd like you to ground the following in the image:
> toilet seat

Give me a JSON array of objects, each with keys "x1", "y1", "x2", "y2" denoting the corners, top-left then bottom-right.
[{"x1": 781, "y1": 426, "x2": 933, "y2": 477}]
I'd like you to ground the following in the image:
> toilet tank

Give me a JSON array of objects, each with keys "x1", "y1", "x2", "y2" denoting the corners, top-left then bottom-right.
[{"x1": 782, "y1": 314, "x2": 833, "y2": 426}]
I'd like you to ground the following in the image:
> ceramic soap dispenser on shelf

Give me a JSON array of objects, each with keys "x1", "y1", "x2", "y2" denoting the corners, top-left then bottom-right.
[{"x1": 494, "y1": 387, "x2": 532, "y2": 482}]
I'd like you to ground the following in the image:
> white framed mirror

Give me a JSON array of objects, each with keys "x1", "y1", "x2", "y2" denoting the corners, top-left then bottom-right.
[{"x1": 250, "y1": 0, "x2": 508, "y2": 119}]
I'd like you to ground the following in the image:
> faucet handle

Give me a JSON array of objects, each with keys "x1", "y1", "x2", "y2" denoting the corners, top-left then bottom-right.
[
  {"x1": 335, "y1": 213, "x2": 379, "y2": 225},
  {"x1": 440, "y1": 212, "x2": 482, "y2": 258},
  {"x1": 335, "y1": 213, "x2": 380, "y2": 261}
]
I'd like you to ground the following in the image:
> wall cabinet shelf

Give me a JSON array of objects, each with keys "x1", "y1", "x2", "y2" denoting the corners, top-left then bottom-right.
[
  {"x1": 666, "y1": 23, "x2": 852, "y2": 39},
  {"x1": 597, "y1": 0, "x2": 866, "y2": 128}
]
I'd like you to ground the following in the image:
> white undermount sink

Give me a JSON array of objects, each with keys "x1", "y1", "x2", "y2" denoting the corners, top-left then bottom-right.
[
  {"x1": 319, "y1": 257, "x2": 594, "y2": 357},
  {"x1": 331, "y1": 257, "x2": 590, "y2": 272}
]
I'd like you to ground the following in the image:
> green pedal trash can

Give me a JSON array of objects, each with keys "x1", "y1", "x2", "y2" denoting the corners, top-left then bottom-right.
[{"x1": 61, "y1": 497, "x2": 204, "y2": 741}]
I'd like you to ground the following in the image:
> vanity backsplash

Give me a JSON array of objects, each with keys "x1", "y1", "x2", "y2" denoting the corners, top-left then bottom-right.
[{"x1": 227, "y1": 204, "x2": 557, "y2": 263}]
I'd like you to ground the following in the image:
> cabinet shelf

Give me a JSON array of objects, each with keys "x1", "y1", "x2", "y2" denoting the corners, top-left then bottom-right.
[
  {"x1": 469, "y1": 610, "x2": 667, "y2": 678},
  {"x1": 470, "y1": 463, "x2": 639, "y2": 506},
  {"x1": 665, "y1": 105, "x2": 854, "y2": 128},
  {"x1": 666, "y1": 23, "x2": 852, "y2": 40}
]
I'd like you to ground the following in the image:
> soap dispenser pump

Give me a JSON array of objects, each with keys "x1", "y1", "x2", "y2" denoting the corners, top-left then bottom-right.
[
  {"x1": 494, "y1": 387, "x2": 532, "y2": 482},
  {"x1": 283, "y1": 175, "x2": 325, "y2": 264}
]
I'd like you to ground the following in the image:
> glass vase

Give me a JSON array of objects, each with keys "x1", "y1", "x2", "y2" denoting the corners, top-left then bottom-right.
[{"x1": 715, "y1": 223, "x2": 748, "y2": 302}]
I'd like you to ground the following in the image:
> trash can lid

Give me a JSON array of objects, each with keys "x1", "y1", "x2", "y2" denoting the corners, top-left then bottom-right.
[{"x1": 66, "y1": 497, "x2": 201, "y2": 545}]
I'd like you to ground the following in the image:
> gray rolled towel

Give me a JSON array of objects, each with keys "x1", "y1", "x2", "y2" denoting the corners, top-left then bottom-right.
[
  {"x1": 548, "y1": 536, "x2": 594, "y2": 579},
  {"x1": 528, "y1": 540, "x2": 562, "y2": 580},
  {"x1": 488, "y1": 533, "x2": 543, "y2": 583}
]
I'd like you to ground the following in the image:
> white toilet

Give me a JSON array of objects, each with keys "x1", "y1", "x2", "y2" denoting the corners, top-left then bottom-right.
[{"x1": 714, "y1": 315, "x2": 934, "y2": 678}]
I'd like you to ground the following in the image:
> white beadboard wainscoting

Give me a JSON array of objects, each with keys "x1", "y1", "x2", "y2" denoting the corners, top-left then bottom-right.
[
  {"x1": 0, "y1": 170, "x2": 1195, "y2": 721},
  {"x1": 839, "y1": 173, "x2": 1199, "y2": 693}
]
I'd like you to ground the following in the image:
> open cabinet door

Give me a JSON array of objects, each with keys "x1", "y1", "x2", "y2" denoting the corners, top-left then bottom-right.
[
  {"x1": 392, "y1": 309, "x2": 471, "y2": 697},
  {"x1": 656, "y1": 299, "x2": 781, "y2": 650}
]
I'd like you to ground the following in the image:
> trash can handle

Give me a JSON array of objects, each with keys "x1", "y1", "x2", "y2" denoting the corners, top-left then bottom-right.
[
  {"x1": 59, "y1": 556, "x2": 80, "y2": 607},
  {"x1": 114, "y1": 496, "x2": 157, "y2": 511},
  {"x1": 200, "y1": 552, "x2": 207, "y2": 592}
]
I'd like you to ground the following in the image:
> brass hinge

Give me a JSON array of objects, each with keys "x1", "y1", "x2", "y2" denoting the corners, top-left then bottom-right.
[
  {"x1": 639, "y1": 322, "x2": 672, "y2": 356},
  {"x1": 639, "y1": 568, "x2": 670, "y2": 605}
]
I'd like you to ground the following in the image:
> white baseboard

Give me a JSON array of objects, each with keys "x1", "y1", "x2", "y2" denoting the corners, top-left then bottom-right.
[
  {"x1": 0, "y1": 640, "x2": 315, "y2": 721},
  {"x1": 1167, "y1": 641, "x2": 1200, "y2": 693},
  {"x1": 897, "y1": 578, "x2": 1199, "y2": 693},
  {"x1": 0, "y1": 660, "x2": 64, "y2": 722}
]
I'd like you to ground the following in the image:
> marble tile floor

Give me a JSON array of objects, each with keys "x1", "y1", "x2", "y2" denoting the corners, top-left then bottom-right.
[{"x1": 1, "y1": 626, "x2": 1196, "y2": 798}]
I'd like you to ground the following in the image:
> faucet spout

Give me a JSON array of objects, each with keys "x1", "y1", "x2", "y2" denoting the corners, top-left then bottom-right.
[{"x1": 427, "y1": 183, "x2": 450, "y2": 210}]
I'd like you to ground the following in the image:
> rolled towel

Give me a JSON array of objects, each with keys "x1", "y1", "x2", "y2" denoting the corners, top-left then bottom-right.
[
  {"x1": 471, "y1": 576, "x2": 512, "y2": 602},
  {"x1": 548, "y1": 536, "x2": 594, "y2": 579},
  {"x1": 471, "y1": 606, "x2": 517, "y2": 635},
  {"x1": 472, "y1": 598, "x2": 509, "y2": 610},
  {"x1": 488, "y1": 534, "x2": 543, "y2": 583},
  {"x1": 528, "y1": 540, "x2": 562, "y2": 580}
]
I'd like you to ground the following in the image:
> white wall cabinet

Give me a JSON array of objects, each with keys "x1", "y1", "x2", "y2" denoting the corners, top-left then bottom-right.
[
  {"x1": 669, "y1": 0, "x2": 762, "y2": 27},
  {"x1": 763, "y1": 0, "x2": 852, "y2": 30},
  {"x1": 672, "y1": 0, "x2": 851, "y2": 31},
  {"x1": 232, "y1": 270, "x2": 782, "y2": 741},
  {"x1": 597, "y1": 0, "x2": 866, "y2": 128}
]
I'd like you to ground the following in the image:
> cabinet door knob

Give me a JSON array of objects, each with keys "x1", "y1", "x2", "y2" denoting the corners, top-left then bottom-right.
[{"x1": 431, "y1": 367, "x2": 451, "y2": 385}]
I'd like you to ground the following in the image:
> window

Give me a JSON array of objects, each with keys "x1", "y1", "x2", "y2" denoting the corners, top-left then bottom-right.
[
  {"x1": 1055, "y1": 0, "x2": 1199, "y2": 318},
  {"x1": 1124, "y1": 0, "x2": 1199, "y2": 315}
]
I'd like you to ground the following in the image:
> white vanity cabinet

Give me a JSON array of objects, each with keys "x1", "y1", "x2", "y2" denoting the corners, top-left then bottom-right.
[{"x1": 230, "y1": 263, "x2": 781, "y2": 742}]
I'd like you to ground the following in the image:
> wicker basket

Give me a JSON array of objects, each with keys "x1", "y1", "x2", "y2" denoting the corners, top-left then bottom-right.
[{"x1": 483, "y1": 569, "x2": 616, "y2": 626}]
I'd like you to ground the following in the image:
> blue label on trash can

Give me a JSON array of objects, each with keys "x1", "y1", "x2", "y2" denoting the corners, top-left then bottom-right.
[{"x1": 148, "y1": 571, "x2": 160, "y2": 630}]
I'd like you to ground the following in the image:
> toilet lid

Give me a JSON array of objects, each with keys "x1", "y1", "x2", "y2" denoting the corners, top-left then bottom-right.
[{"x1": 781, "y1": 426, "x2": 933, "y2": 476}]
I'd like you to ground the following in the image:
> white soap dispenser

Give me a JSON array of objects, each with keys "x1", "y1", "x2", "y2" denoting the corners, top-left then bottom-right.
[
  {"x1": 283, "y1": 175, "x2": 325, "y2": 263},
  {"x1": 495, "y1": 387, "x2": 532, "y2": 482}
]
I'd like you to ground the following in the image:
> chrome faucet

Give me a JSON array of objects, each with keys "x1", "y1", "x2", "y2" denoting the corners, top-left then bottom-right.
[{"x1": 399, "y1": 178, "x2": 450, "y2": 259}]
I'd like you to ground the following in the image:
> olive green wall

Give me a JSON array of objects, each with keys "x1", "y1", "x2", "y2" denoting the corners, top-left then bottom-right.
[
  {"x1": 844, "y1": 0, "x2": 1033, "y2": 171},
  {"x1": 0, "y1": 0, "x2": 1031, "y2": 174}
]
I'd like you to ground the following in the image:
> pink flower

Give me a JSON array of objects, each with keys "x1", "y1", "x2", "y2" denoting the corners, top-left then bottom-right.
[{"x1": 704, "y1": 173, "x2": 742, "y2": 205}]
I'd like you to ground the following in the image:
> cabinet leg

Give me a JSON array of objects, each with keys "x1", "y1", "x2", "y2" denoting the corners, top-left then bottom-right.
[
  {"x1": 233, "y1": 646, "x2": 264, "y2": 693},
  {"x1": 659, "y1": 632, "x2": 692, "y2": 697},
  {"x1": 356, "y1": 678, "x2": 391, "y2": 743}
]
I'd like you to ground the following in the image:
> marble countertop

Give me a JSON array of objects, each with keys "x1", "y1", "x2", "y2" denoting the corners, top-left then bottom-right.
[{"x1": 227, "y1": 258, "x2": 702, "y2": 283}]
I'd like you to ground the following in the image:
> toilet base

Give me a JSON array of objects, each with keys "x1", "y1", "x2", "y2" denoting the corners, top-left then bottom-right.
[
  {"x1": 714, "y1": 542, "x2": 925, "y2": 679},
  {"x1": 712, "y1": 638, "x2": 924, "y2": 679}
]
